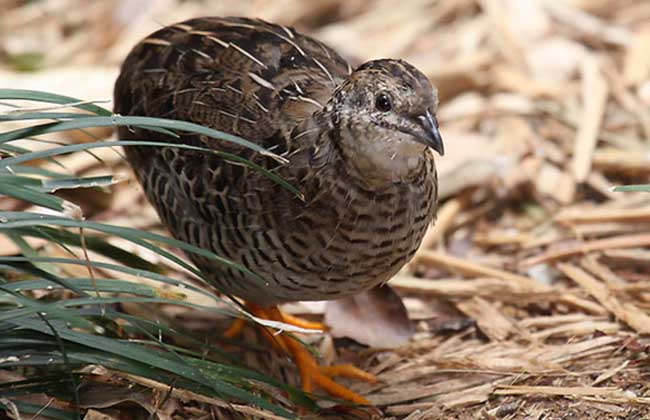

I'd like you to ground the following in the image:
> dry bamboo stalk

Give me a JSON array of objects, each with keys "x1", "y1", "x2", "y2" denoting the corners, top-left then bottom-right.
[
  {"x1": 474, "y1": 229, "x2": 531, "y2": 246},
  {"x1": 368, "y1": 376, "x2": 487, "y2": 406},
  {"x1": 479, "y1": 0, "x2": 526, "y2": 69},
  {"x1": 623, "y1": 25, "x2": 650, "y2": 86},
  {"x1": 456, "y1": 297, "x2": 516, "y2": 341},
  {"x1": 519, "y1": 313, "x2": 604, "y2": 329},
  {"x1": 535, "y1": 161, "x2": 576, "y2": 204},
  {"x1": 537, "y1": 335, "x2": 622, "y2": 363},
  {"x1": 390, "y1": 276, "x2": 524, "y2": 297},
  {"x1": 408, "y1": 253, "x2": 607, "y2": 313},
  {"x1": 586, "y1": 172, "x2": 619, "y2": 200},
  {"x1": 556, "y1": 207, "x2": 650, "y2": 223},
  {"x1": 529, "y1": 320, "x2": 620, "y2": 340},
  {"x1": 593, "y1": 147, "x2": 650, "y2": 173},
  {"x1": 558, "y1": 263, "x2": 650, "y2": 334},
  {"x1": 386, "y1": 403, "x2": 438, "y2": 416},
  {"x1": 571, "y1": 55, "x2": 609, "y2": 182},
  {"x1": 555, "y1": 293, "x2": 608, "y2": 315},
  {"x1": 439, "y1": 382, "x2": 495, "y2": 408},
  {"x1": 602, "y1": 248, "x2": 650, "y2": 268},
  {"x1": 542, "y1": 0, "x2": 631, "y2": 45},
  {"x1": 521, "y1": 233, "x2": 650, "y2": 266},
  {"x1": 592, "y1": 360, "x2": 629, "y2": 386},
  {"x1": 495, "y1": 385, "x2": 632, "y2": 399},
  {"x1": 580, "y1": 255, "x2": 626, "y2": 287},
  {"x1": 414, "y1": 250, "x2": 548, "y2": 292},
  {"x1": 491, "y1": 64, "x2": 565, "y2": 97},
  {"x1": 607, "y1": 62, "x2": 650, "y2": 142},
  {"x1": 572, "y1": 222, "x2": 650, "y2": 239}
]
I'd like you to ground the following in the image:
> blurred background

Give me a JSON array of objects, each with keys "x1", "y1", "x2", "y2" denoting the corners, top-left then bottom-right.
[{"x1": 3, "y1": 0, "x2": 650, "y2": 418}]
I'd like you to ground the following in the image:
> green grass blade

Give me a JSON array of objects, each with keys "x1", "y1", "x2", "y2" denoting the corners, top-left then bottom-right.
[
  {"x1": 0, "y1": 111, "x2": 100, "y2": 121},
  {"x1": 0, "y1": 164, "x2": 69, "y2": 178},
  {"x1": 7, "y1": 315, "x2": 295, "y2": 417},
  {"x1": 0, "y1": 256, "x2": 214, "y2": 302},
  {"x1": 0, "y1": 88, "x2": 313, "y2": 417},
  {"x1": 41, "y1": 175, "x2": 116, "y2": 191},
  {"x1": 0, "y1": 212, "x2": 265, "y2": 287},
  {"x1": 0, "y1": 173, "x2": 115, "y2": 192},
  {"x1": 0, "y1": 183, "x2": 68, "y2": 212},
  {"x1": 0, "y1": 89, "x2": 112, "y2": 116},
  {"x1": 0, "y1": 140, "x2": 300, "y2": 197},
  {"x1": 0, "y1": 400, "x2": 78, "y2": 420},
  {"x1": 0, "y1": 115, "x2": 275, "y2": 157},
  {"x1": 9, "y1": 225, "x2": 160, "y2": 273},
  {"x1": 5, "y1": 278, "x2": 157, "y2": 296},
  {"x1": 611, "y1": 184, "x2": 650, "y2": 193}
]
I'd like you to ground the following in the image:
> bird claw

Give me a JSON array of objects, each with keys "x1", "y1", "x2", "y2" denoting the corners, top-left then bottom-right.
[{"x1": 223, "y1": 303, "x2": 376, "y2": 404}]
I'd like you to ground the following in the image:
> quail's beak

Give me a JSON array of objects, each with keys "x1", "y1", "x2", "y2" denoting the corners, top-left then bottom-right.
[{"x1": 414, "y1": 110, "x2": 444, "y2": 156}]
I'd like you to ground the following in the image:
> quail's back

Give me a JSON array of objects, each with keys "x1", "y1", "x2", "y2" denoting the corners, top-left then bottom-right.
[{"x1": 114, "y1": 17, "x2": 443, "y2": 305}]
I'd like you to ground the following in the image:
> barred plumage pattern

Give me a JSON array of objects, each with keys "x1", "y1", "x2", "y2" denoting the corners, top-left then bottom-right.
[{"x1": 114, "y1": 17, "x2": 440, "y2": 304}]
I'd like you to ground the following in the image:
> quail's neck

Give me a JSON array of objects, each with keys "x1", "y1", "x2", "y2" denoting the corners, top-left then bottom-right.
[{"x1": 290, "y1": 111, "x2": 430, "y2": 191}]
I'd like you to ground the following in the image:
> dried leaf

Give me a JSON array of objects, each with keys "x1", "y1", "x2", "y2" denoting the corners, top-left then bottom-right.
[
  {"x1": 78, "y1": 381, "x2": 157, "y2": 414},
  {"x1": 325, "y1": 285, "x2": 413, "y2": 348},
  {"x1": 83, "y1": 410, "x2": 119, "y2": 420}
]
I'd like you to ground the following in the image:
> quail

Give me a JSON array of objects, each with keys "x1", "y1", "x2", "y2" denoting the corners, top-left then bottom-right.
[{"x1": 114, "y1": 16, "x2": 443, "y2": 404}]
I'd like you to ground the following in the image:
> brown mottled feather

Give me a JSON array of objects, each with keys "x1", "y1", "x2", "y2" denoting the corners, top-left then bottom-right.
[{"x1": 114, "y1": 17, "x2": 439, "y2": 304}]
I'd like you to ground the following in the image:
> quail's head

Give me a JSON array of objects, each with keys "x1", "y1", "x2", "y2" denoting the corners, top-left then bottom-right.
[{"x1": 327, "y1": 59, "x2": 443, "y2": 183}]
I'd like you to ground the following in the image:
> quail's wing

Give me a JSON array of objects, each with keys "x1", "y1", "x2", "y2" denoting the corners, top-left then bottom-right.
[{"x1": 114, "y1": 17, "x2": 351, "y2": 154}]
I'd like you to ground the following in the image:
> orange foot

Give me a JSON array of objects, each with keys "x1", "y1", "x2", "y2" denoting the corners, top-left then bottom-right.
[{"x1": 224, "y1": 303, "x2": 377, "y2": 404}]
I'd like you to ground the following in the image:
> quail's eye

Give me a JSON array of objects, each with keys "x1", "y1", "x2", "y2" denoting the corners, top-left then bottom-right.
[{"x1": 375, "y1": 94, "x2": 392, "y2": 112}]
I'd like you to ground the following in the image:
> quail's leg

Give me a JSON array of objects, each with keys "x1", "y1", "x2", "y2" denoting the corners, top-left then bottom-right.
[
  {"x1": 223, "y1": 318, "x2": 247, "y2": 338},
  {"x1": 224, "y1": 303, "x2": 377, "y2": 404}
]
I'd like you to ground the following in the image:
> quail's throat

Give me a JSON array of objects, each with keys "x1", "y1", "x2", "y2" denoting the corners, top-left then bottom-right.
[{"x1": 341, "y1": 131, "x2": 429, "y2": 186}]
